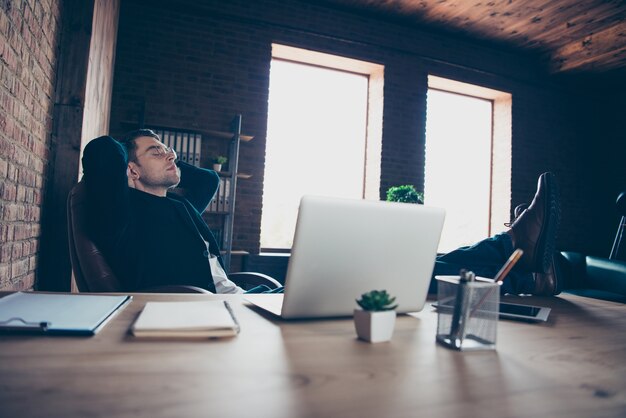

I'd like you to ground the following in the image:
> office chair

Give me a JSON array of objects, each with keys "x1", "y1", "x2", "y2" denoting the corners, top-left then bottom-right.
[
  {"x1": 609, "y1": 191, "x2": 626, "y2": 261},
  {"x1": 67, "y1": 182, "x2": 281, "y2": 293}
]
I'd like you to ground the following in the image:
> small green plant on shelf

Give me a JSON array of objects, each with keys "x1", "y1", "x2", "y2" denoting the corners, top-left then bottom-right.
[
  {"x1": 213, "y1": 155, "x2": 228, "y2": 165},
  {"x1": 356, "y1": 290, "x2": 398, "y2": 311},
  {"x1": 386, "y1": 185, "x2": 424, "y2": 204}
]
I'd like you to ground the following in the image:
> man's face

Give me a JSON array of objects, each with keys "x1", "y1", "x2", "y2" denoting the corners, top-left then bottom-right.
[{"x1": 128, "y1": 136, "x2": 181, "y2": 196}]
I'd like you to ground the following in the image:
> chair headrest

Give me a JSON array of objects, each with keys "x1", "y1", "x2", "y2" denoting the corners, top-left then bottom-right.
[{"x1": 616, "y1": 191, "x2": 626, "y2": 216}]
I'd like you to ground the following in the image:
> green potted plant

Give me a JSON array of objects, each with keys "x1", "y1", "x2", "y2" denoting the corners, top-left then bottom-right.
[
  {"x1": 212, "y1": 155, "x2": 228, "y2": 172},
  {"x1": 354, "y1": 290, "x2": 398, "y2": 343},
  {"x1": 386, "y1": 185, "x2": 424, "y2": 204}
]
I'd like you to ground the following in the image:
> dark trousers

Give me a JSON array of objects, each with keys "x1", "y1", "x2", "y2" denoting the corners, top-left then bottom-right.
[{"x1": 431, "y1": 232, "x2": 535, "y2": 295}]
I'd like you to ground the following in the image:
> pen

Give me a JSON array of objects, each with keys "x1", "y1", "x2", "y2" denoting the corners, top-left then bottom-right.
[
  {"x1": 449, "y1": 270, "x2": 474, "y2": 346},
  {"x1": 467, "y1": 249, "x2": 524, "y2": 318},
  {"x1": 493, "y1": 248, "x2": 524, "y2": 283}
]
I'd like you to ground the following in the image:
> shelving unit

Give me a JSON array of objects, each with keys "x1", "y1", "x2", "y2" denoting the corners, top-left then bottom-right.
[
  {"x1": 220, "y1": 114, "x2": 245, "y2": 271},
  {"x1": 134, "y1": 114, "x2": 252, "y2": 271}
]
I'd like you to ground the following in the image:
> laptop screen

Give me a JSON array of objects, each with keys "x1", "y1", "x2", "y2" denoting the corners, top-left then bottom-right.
[{"x1": 276, "y1": 195, "x2": 445, "y2": 319}]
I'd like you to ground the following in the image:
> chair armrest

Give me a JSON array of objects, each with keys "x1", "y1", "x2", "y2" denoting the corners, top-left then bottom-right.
[
  {"x1": 228, "y1": 272, "x2": 282, "y2": 289},
  {"x1": 560, "y1": 251, "x2": 626, "y2": 299},
  {"x1": 559, "y1": 251, "x2": 587, "y2": 289},
  {"x1": 586, "y1": 256, "x2": 626, "y2": 296},
  {"x1": 139, "y1": 285, "x2": 213, "y2": 294}
]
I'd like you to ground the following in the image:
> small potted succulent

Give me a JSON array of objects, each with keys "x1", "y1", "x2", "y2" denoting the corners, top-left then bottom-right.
[
  {"x1": 354, "y1": 290, "x2": 398, "y2": 343},
  {"x1": 212, "y1": 155, "x2": 228, "y2": 172}
]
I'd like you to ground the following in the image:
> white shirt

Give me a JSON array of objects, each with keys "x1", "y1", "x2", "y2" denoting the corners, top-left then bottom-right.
[{"x1": 208, "y1": 254, "x2": 244, "y2": 294}]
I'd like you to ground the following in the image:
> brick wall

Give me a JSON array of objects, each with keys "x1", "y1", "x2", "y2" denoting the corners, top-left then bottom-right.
[
  {"x1": 110, "y1": 0, "x2": 623, "y2": 257},
  {"x1": 36, "y1": 0, "x2": 120, "y2": 291},
  {"x1": 0, "y1": 0, "x2": 62, "y2": 290}
]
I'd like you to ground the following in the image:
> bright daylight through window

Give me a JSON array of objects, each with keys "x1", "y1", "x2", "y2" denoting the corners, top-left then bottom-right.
[
  {"x1": 425, "y1": 89, "x2": 493, "y2": 253},
  {"x1": 261, "y1": 59, "x2": 368, "y2": 250}
]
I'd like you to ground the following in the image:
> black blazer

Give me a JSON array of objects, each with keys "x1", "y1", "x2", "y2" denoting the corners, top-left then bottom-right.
[{"x1": 81, "y1": 135, "x2": 222, "y2": 292}]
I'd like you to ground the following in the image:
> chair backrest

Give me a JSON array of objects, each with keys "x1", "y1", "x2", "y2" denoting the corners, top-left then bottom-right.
[
  {"x1": 67, "y1": 182, "x2": 122, "y2": 292},
  {"x1": 67, "y1": 182, "x2": 278, "y2": 294}
]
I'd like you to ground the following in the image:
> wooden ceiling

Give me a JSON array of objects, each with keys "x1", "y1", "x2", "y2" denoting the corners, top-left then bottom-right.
[{"x1": 321, "y1": 0, "x2": 626, "y2": 74}]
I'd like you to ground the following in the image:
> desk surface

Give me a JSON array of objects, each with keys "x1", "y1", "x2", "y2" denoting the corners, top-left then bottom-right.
[{"x1": 0, "y1": 292, "x2": 624, "y2": 418}]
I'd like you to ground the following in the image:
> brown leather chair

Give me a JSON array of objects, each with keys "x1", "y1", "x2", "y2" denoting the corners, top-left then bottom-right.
[{"x1": 67, "y1": 182, "x2": 281, "y2": 293}]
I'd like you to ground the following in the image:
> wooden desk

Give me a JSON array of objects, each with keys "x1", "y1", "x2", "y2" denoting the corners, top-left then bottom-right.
[{"x1": 0, "y1": 293, "x2": 624, "y2": 417}]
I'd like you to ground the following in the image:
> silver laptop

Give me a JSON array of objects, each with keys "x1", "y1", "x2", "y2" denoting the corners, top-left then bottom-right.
[{"x1": 245, "y1": 195, "x2": 445, "y2": 319}]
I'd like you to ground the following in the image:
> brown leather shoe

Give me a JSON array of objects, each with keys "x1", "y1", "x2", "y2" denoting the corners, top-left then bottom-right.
[
  {"x1": 504, "y1": 203, "x2": 529, "y2": 227},
  {"x1": 533, "y1": 255, "x2": 562, "y2": 296},
  {"x1": 510, "y1": 172, "x2": 561, "y2": 273},
  {"x1": 513, "y1": 203, "x2": 528, "y2": 220}
]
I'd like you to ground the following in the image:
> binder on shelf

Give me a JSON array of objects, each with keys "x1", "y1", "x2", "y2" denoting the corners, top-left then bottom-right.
[
  {"x1": 209, "y1": 191, "x2": 218, "y2": 212},
  {"x1": 130, "y1": 300, "x2": 240, "y2": 338},
  {"x1": 181, "y1": 132, "x2": 189, "y2": 164},
  {"x1": 151, "y1": 127, "x2": 202, "y2": 167},
  {"x1": 193, "y1": 133, "x2": 201, "y2": 166},
  {"x1": 217, "y1": 179, "x2": 224, "y2": 212},
  {"x1": 0, "y1": 292, "x2": 132, "y2": 336},
  {"x1": 207, "y1": 177, "x2": 231, "y2": 213},
  {"x1": 175, "y1": 131, "x2": 183, "y2": 162},
  {"x1": 223, "y1": 177, "x2": 231, "y2": 212}
]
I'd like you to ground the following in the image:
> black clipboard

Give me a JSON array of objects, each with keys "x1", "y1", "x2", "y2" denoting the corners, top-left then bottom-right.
[{"x1": 0, "y1": 292, "x2": 132, "y2": 336}]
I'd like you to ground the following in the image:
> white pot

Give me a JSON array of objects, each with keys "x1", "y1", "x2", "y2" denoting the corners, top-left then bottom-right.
[
  {"x1": 212, "y1": 164, "x2": 222, "y2": 172},
  {"x1": 353, "y1": 309, "x2": 396, "y2": 343}
]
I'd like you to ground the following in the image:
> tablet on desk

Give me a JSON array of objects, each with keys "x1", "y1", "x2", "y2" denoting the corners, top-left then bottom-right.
[
  {"x1": 497, "y1": 302, "x2": 551, "y2": 322},
  {"x1": 432, "y1": 301, "x2": 551, "y2": 322}
]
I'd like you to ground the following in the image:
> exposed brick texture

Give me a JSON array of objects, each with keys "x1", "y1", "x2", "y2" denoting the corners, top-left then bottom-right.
[
  {"x1": 0, "y1": 0, "x2": 62, "y2": 290},
  {"x1": 36, "y1": 0, "x2": 119, "y2": 291},
  {"x1": 108, "y1": 0, "x2": 625, "y2": 258}
]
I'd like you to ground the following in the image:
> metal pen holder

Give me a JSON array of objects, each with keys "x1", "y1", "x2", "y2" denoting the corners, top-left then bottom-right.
[{"x1": 436, "y1": 272, "x2": 500, "y2": 351}]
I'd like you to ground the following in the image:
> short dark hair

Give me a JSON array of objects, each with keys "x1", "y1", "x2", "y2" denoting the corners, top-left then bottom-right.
[{"x1": 119, "y1": 129, "x2": 160, "y2": 161}]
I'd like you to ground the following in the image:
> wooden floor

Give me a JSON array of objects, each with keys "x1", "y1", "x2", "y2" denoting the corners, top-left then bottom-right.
[{"x1": 0, "y1": 292, "x2": 624, "y2": 418}]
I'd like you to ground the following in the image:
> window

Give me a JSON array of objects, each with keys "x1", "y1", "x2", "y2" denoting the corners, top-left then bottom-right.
[
  {"x1": 426, "y1": 76, "x2": 512, "y2": 253},
  {"x1": 261, "y1": 45, "x2": 384, "y2": 250}
]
